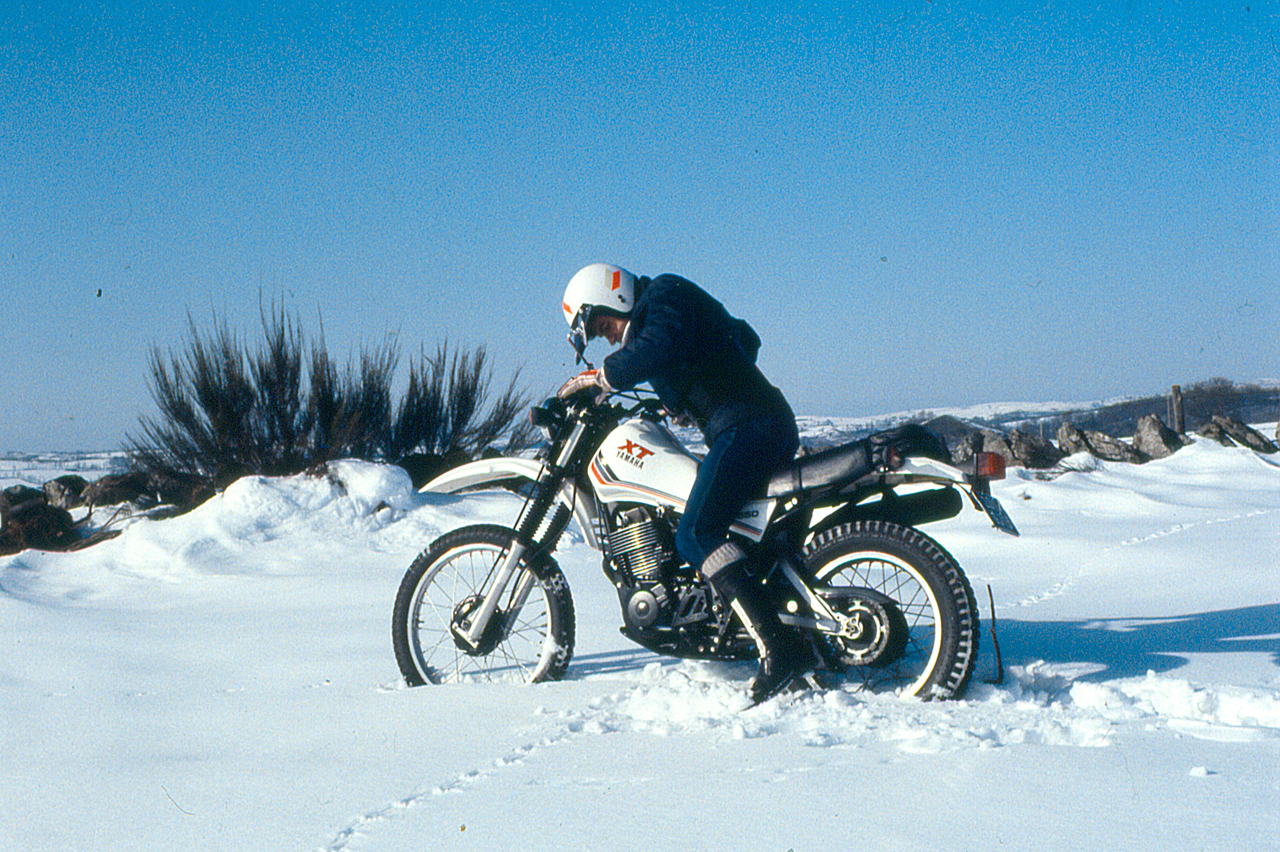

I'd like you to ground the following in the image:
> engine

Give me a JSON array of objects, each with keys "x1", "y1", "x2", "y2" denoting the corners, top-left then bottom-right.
[
  {"x1": 607, "y1": 506, "x2": 674, "y2": 585},
  {"x1": 605, "y1": 506, "x2": 723, "y2": 639},
  {"x1": 607, "y1": 507, "x2": 678, "y2": 629}
]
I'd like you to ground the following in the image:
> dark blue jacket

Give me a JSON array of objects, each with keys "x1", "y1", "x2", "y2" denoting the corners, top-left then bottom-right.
[{"x1": 601, "y1": 274, "x2": 793, "y2": 442}]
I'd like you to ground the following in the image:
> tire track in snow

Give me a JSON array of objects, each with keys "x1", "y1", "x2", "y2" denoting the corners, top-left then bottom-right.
[
  {"x1": 1010, "y1": 508, "x2": 1277, "y2": 609},
  {"x1": 323, "y1": 655, "x2": 1280, "y2": 849},
  {"x1": 322, "y1": 710, "x2": 598, "y2": 851}
]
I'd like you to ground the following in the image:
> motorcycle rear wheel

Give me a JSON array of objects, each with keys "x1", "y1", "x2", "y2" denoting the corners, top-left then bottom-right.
[
  {"x1": 805, "y1": 520, "x2": 980, "y2": 699},
  {"x1": 392, "y1": 524, "x2": 575, "y2": 685}
]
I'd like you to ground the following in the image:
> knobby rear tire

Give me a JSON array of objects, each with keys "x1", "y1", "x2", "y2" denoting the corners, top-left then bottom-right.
[
  {"x1": 805, "y1": 520, "x2": 980, "y2": 699},
  {"x1": 392, "y1": 524, "x2": 575, "y2": 686}
]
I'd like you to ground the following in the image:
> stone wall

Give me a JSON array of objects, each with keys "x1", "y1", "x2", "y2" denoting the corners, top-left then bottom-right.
[{"x1": 929, "y1": 412, "x2": 1276, "y2": 470}]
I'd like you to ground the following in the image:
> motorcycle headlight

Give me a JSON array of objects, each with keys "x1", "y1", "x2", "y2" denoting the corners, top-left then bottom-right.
[{"x1": 529, "y1": 397, "x2": 565, "y2": 431}]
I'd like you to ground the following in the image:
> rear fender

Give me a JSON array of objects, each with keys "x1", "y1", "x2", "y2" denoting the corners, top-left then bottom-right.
[
  {"x1": 816, "y1": 455, "x2": 1018, "y2": 536},
  {"x1": 814, "y1": 485, "x2": 964, "y2": 535},
  {"x1": 420, "y1": 457, "x2": 602, "y2": 550}
]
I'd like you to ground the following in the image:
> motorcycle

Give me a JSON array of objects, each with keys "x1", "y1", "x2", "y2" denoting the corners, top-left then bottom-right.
[{"x1": 392, "y1": 387, "x2": 1019, "y2": 699}]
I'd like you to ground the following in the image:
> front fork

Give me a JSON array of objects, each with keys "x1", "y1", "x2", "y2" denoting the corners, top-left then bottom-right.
[
  {"x1": 456, "y1": 540, "x2": 539, "y2": 650},
  {"x1": 457, "y1": 419, "x2": 588, "y2": 651}
]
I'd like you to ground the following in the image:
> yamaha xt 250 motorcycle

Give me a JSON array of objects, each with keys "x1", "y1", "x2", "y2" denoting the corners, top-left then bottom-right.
[{"x1": 392, "y1": 389, "x2": 1018, "y2": 699}]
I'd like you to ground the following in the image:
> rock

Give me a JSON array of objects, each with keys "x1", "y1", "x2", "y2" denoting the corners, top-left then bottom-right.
[
  {"x1": 949, "y1": 431, "x2": 984, "y2": 464},
  {"x1": 1056, "y1": 423, "x2": 1091, "y2": 456},
  {"x1": 145, "y1": 471, "x2": 215, "y2": 509},
  {"x1": 1004, "y1": 429, "x2": 1065, "y2": 469},
  {"x1": 81, "y1": 471, "x2": 152, "y2": 507},
  {"x1": 1202, "y1": 415, "x2": 1279, "y2": 454},
  {"x1": 43, "y1": 474, "x2": 89, "y2": 510},
  {"x1": 976, "y1": 429, "x2": 1064, "y2": 469},
  {"x1": 1132, "y1": 414, "x2": 1188, "y2": 459},
  {"x1": 1056, "y1": 423, "x2": 1146, "y2": 463},
  {"x1": 0, "y1": 501, "x2": 77, "y2": 555},
  {"x1": 978, "y1": 430, "x2": 1014, "y2": 465},
  {"x1": 0, "y1": 485, "x2": 46, "y2": 523},
  {"x1": 1085, "y1": 430, "x2": 1147, "y2": 464},
  {"x1": 1196, "y1": 420, "x2": 1235, "y2": 447},
  {"x1": 922, "y1": 415, "x2": 982, "y2": 458},
  {"x1": 939, "y1": 426, "x2": 1063, "y2": 469}
]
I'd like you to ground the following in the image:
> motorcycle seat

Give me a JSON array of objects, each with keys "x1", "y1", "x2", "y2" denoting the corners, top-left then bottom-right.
[{"x1": 765, "y1": 440, "x2": 873, "y2": 499}]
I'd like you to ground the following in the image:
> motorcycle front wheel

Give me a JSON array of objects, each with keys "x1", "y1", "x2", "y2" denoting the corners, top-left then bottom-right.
[
  {"x1": 392, "y1": 524, "x2": 576, "y2": 685},
  {"x1": 805, "y1": 520, "x2": 980, "y2": 699}
]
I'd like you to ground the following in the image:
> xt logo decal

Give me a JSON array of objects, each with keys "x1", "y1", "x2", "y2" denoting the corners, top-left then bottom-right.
[
  {"x1": 616, "y1": 439, "x2": 654, "y2": 467},
  {"x1": 621, "y1": 440, "x2": 653, "y2": 459}
]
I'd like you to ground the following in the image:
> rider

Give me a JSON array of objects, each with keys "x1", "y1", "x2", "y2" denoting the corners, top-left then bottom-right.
[{"x1": 558, "y1": 262, "x2": 806, "y2": 703}]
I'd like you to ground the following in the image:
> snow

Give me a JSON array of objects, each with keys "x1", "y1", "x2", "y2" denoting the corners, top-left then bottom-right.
[{"x1": 3, "y1": 431, "x2": 1279, "y2": 851}]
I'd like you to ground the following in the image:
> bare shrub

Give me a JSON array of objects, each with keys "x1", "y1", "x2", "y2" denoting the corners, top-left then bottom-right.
[{"x1": 127, "y1": 310, "x2": 532, "y2": 505}]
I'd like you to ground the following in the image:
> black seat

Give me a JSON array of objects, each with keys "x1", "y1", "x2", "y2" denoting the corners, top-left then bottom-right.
[{"x1": 766, "y1": 440, "x2": 873, "y2": 499}]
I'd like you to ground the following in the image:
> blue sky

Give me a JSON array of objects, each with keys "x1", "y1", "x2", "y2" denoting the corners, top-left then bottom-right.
[{"x1": 2, "y1": 0, "x2": 1276, "y2": 451}]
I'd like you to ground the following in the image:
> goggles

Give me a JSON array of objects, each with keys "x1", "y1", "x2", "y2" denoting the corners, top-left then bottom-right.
[{"x1": 567, "y1": 304, "x2": 595, "y2": 366}]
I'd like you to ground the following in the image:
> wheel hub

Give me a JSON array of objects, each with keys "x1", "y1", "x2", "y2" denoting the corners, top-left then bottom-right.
[
  {"x1": 450, "y1": 595, "x2": 506, "y2": 656},
  {"x1": 825, "y1": 589, "x2": 909, "y2": 668}
]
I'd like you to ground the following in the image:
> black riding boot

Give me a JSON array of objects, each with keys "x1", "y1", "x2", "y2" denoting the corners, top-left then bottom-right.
[{"x1": 702, "y1": 542, "x2": 808, "y2": 705}]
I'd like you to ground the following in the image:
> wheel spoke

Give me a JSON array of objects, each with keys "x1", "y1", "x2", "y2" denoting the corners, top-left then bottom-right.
[
  {"x1": 393, "y1": 528, "x2": 572, "y2": 686},
  {"x1": 813, "y1": 547, "x2": 946, "y2": 695}
]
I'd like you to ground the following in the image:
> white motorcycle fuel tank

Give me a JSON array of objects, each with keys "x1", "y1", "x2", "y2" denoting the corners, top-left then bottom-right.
[{"x1": 587, "y1": 419, "x2": 775, "y2": 542}]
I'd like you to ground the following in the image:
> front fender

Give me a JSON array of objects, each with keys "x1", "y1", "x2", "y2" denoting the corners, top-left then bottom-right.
[
  {"x1": 420, "y1": 457, "x2": 602, "y2": 551},
  {"x1": 420, "y1": 457, "x2": 545, "y2": 495}
]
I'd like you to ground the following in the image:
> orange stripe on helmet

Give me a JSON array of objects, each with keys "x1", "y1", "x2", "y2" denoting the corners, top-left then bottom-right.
[{"x1": 611, "y1": 270, "x2": 621, "y2": 291}]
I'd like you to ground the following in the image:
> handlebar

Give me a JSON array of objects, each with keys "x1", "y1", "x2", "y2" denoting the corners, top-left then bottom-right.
[{"x1": 533, "y1": 387, "x2": 668, "y2": 432}]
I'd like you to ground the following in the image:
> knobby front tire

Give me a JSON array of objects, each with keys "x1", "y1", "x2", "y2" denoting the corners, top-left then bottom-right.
[
  {"x1": 805, "y1": 520, "x2": 980, "y2": 699},
  {"x1": 392, "y1": 524, "x2": 575, "y2": 685}
]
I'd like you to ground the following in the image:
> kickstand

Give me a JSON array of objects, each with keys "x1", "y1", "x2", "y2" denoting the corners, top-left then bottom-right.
[{"x1": 983, "y1": 584, "x2": 1005, "y2": 685}]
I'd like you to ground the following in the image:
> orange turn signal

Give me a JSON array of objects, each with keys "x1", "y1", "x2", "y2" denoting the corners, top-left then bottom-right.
[{"x1": 974, "y1": 452, "x2": 1006, "y2": 480}]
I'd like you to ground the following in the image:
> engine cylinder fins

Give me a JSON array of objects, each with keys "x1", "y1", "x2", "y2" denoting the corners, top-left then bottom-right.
[{"x1": 608, "y1": 507, "x2": 671, "y2": 583}]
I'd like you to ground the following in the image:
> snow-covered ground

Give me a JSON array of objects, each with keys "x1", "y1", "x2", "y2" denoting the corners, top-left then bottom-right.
[
  {"x1": 2, "y1": 426, "x2": 1279, "y2": 851},
  {"x1": 0, "y1": 450, "x2": 128, "y2": 487}
]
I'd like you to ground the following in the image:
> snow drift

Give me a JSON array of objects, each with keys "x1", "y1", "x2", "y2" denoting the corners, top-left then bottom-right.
[{"x1": 2, "y1": 432, "x2": 1278, "y2": 851}]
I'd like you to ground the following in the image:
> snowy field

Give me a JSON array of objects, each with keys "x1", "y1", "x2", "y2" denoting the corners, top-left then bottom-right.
[{"x1": 2, "y1": 425, "x2": 1279, "y2": 851}]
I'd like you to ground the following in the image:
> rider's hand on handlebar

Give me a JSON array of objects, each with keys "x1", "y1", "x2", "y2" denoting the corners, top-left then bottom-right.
[{"x1": 557, "y1": 368, "x2": 613, "y2": 404}]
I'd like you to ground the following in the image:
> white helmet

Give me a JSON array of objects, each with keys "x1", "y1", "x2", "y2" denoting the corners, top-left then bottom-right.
[
  {"x1": 562, "y1": 263, "x2": 637, "y2": 327},
  {"x1": 562, "y1": 263, "x2": 637, "y2": 362}
]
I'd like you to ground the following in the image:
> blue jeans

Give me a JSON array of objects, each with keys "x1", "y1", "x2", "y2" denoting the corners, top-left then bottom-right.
[{"x1": 675, "y1": 415, "x2": 799, "y2": 571}]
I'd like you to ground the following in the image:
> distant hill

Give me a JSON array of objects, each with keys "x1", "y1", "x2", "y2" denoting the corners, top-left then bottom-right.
[
  {"x1": 797, "y1": 379, "x2": 1279, "y2": 448},
  {"x1": 969, "y1": 379, "x2": 1279, "y2": 440}
]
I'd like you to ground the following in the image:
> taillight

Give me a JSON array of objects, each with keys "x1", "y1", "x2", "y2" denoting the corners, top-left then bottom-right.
[{"x1": 974, "y1": 452, "x2": 1006, "y2": 480}]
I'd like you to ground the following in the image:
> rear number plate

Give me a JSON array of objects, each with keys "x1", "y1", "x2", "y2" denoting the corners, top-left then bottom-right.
[{"x1": 974, "y1": 491, "x2": 1019, "y2": 536}]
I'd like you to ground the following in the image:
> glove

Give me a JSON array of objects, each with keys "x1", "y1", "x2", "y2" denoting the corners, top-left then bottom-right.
[{"x1": 557, "y1": 369, "x2": 613, "y2": 402}]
